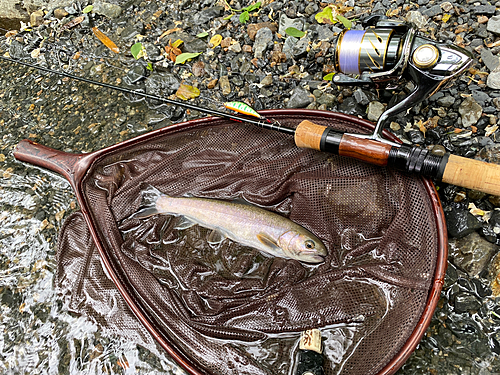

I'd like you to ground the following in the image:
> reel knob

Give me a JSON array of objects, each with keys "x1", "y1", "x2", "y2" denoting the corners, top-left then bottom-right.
[{"x1": 412, "y1": 44, "x2": 440, "y2": 69}]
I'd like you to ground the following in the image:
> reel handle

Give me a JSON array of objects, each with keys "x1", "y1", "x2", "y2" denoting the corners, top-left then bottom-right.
[{"x1": 295, "y1": 120, "x2": 500, "y2": 196}]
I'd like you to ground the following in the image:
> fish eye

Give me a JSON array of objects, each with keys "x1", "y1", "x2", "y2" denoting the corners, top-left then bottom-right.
[{"x1": 304, "y1": 240, "x2": 315, "y2": 249}]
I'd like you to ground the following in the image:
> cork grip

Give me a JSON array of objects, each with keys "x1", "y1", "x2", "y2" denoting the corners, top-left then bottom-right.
[
  {"x1": 442, "y1": 154, "x2": 500, "y2": 196},
  {"x1": 295, "y1": 120, "x2": 328, "y2": 150}
]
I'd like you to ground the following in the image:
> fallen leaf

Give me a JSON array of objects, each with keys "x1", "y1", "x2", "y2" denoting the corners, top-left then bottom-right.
[
  {"x1": 55, "y1": 210, "x2": 66, "y2": 222},
  {"x1": 159, "y1": 27, "x2": 183, "y2": 39},
  {"x1": 92, "y1": 27, "x2": 120, "y2": 53},
  {"x1": 131, "y1": 42, "x2": 143, "y2": 59},
  {"x1": 60, "y1": 16, "x2": 84, "y2": 32},
  {"x1": 176, "y1": 84, "x2": 200, "y2": 100},
  {"x1": 240, "y1": 10, "x2": 250, "y2": 24},
  {"x1": 197, "y1": 32, "x2": 209, "y2": 38},
  {"x1": 171, "y1": 39, "x2": 183, "y2": 48},
  {"x1": 83, "y1": 5, "x2": 93, "y2": 13},
  {"x1": 285, "y1": 27, "x2": 305, "y2": 38},
  {"x1": 336, "y1": 15, "x2": 351, "y2": 29},
  {"x1": 209, "y1": 34, "x2": 223, "y2": 48},
  {"x1": 442, "y1": 13, "x2": 451, "y2": 22},
  {"x1": 165, "y1": 39, "x2": 183, "y2": 62},
  {"x1": 323, "y1": 72, "x2": 335, "y2": 81},
  {"x1": 5, "y1": 30, "x2": 17, "y2": 38},
  {"x1": 417, "y1": 119, "x2": 426, "y2": 136},
  {"x1": 315, "y1": 6, "x2": 335, "y2": 24},
  {"x1": 175, "y1": 52, "x2": 202, "y2": 65}
]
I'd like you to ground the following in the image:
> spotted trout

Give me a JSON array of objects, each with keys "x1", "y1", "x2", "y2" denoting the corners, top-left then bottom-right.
[{"x1": 134, "y1": 187, "x2": 327, "y2": 263}]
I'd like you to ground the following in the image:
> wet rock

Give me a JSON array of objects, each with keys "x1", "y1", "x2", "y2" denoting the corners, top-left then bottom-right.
[
  {"x1": 54, "y1": 8, "x2": 68, "y2": 19},
  {"x1": 487, "y1": 66, "x2": 500, "y2": 89},
  {"x1": 338, "y1": 97, "x2": 364, "y2": 116},
  {"x1": 317, "y1": 93, "x2": 335, "y2": 108},
  {"x1": 487, "y1": 15, "x2": 500, "y2": 35},
  {"x1": 253, "y1": 27, "x2": 273, "y2": 59},
  {"x1": 367, "y1": 101, "x2": 385, "y2": 121},
  {"x1": 437, "y1": 95, "x2": 456, "y2": 108},
  {"x1": 458, "y1": 96, "x2": 482, "y2": 127},
  {"x1": 93, "y1": 1, "x2": 122, "y2": 18},
  {"x1": 191, "y1": 6, "x2": 223, "y2": 25},
  {"x1": 405, "y1": 11, "x2": 427, "y2": 29},
  {"x1": 219, "y1": 76, "x2": 231, "y2": 96},
  {"x1": 124, "y1": 63, "x2": 147, "y2": 84},
  {"x1": 475, "y1": 4, "x2": 496, "y2": 14},
  {"x1": 440, "y1": 1, "x2": 453, "y2": 12},
  {"x1": 353, "y1": 89, "x2": 376, "y2": 106},
  {"x1": 192, "y1": 61, "x2": 205, "y2": 77},
  {"x1": 445, "y1": 205, "x2": 482, "y2": 238},
  {"x1": 9, "y1": 40, "x2": 28, "y2": 59},
  {"x1": 228, "y1": 42, "x2": 241, "y2": 53},
  {"x1": 120, "y1": 22, "x2": 144, "y2": 41},
  {"x1": 292, "y1": 36, "x2": 310, "y2": 59},
  {"x1": 145, "y1": 72, "x2": 180, "y2": 96},
  {"x1": 287, "y1": 86, "x2": 314, "y2": 108},
  {"x1": 143, "y1": 43, "x2": 162, "y2": 62},
  {"x1": 278, "y1": 13, "x2": 303, "y2": 35},
  {"x1": 408, "y1": 130, "x2": 425, "y2": 144},
  {"x1": 247, "y1": 22, "x2": 277, "y2": 41},
  {"x1": 481, "y1": 48, "x2": 500, "y2": 72},
  {"x1": 309, "y1": 25, "x2": 336, "y2": 41},
  {"x1": 449, "y1": 232, "x2": 498, "y2": 278},
  {"x1": 454, "y1": 291, "x2": 482, "y2": 313},
  {"x1": 422, "y1": 5, "x2": 442, "y2": 17},
  {"x1": 30, "y1": 10, "x2": 44, "y2": 27},
  {"x1": 260, "y1": 75, "x2": 272, "y2": 87},
  {"x1": 476, "y1": 144, "x2": 500, "y2": 164},
  {"x1": 282, "y1": 36, "x2": 297, "y2": 59}
]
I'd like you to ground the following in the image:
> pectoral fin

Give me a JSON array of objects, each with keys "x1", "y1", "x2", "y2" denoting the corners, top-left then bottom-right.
[
  {"x1": 207, "y1": 229, "x2": 225, "y2": 245},
  {"x1": 175, "y1": 216, "x2": 197, "y2": 230},
  {"x1": 257, "y1": 233, "x2": 281, "y2": 254}
]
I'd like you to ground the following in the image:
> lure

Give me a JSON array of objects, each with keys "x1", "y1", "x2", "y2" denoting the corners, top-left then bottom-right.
[{"x1": 224, "y1": 101, "x2": 262, "y2": 119}]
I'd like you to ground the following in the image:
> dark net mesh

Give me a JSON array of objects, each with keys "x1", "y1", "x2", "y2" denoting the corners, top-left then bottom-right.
[{"x1": 57, "y1": 112, "x2": 440, "y2": 375}]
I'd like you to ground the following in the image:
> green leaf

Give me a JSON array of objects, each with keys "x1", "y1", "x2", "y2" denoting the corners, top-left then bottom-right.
[
  {"x1": 196, "y1": 31, "x2": 209, "y2": 38},
  {"x1": 315, "y1": 6, "x2": 334, "y2": 24},
  {"x1": 323, "y1": 72, "x2": 335, "y2": 81},
  {"x1": 285, "y1": 27, "x2": 305, "y2": 38},
  {"x1": 336, "y1": 15, "x2": 352, "y2": 29},
  {"x1": 82, "y1": 5, "x2": 93, "y2": 13},
  {"x1": 131, "y1": 42, "x2": 143, "y2": 60},
  {"x1": 175, "y1": 52, "x2": 202, "y2": 65},
  {"x1": 146, "y1": 62, "x2": 153, "y2": 71},
  {"x1": 224, "y1": 13, "x2": 234, "y2": 20},
  {"x1": 239, "y1": 10, "x2": 250, "y2": 24},
  {"x1": 245, "y1": 1, "x2": 261, "y2": 12}
]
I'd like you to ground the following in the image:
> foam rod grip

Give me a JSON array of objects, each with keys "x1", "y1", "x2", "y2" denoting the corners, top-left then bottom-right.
[{"x1": 442, "y1": 154, "x2": 500, "y2": 196}]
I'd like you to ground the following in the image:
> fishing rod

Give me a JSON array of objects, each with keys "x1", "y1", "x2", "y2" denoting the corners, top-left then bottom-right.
[{"x1": 5, "y1": 16, "x2": 500, "y2": 196}]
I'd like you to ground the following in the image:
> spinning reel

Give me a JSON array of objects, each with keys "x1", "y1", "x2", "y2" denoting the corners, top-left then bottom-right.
[{"x1": 331, "y1": 15, "x2": 473, "y2": 145}]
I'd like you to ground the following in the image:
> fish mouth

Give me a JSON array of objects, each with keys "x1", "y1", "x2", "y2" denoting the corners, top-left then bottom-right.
[{"x1": 300, "y1": 253, "x2": 326, "y2": 264}]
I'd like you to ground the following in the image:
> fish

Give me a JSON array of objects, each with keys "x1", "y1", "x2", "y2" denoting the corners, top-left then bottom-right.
[{"x1": 133, "y1": 187, "x2": 327, "y2": 263}]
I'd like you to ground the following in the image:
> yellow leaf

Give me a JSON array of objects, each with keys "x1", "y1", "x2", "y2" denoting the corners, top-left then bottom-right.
[
  {"x1": 442, "y1": 14, "x2": 451, "y2": 23},
  {"x1": 209, "y1": 34, "x2": 223, "y2": 48},
  {"x1": 92, "y1": 27, "x2": 120, "y2": 53},
  {"x1": 176, "y1": 84, "x2": 201, "y2": 100},
  {"x1": 172, "y1": 39, "x2": 183, "y2": 48}
]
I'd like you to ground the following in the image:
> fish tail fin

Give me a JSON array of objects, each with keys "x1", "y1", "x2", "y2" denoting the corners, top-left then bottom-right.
[{"x1": 132, "y1": 185, "x2": 166, "y2": 219}]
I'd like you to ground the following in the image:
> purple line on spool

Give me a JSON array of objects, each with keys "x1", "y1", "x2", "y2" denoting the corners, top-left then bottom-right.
[{"x1": 338, "y1": 30, "x2": 365, "y2": 75}]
